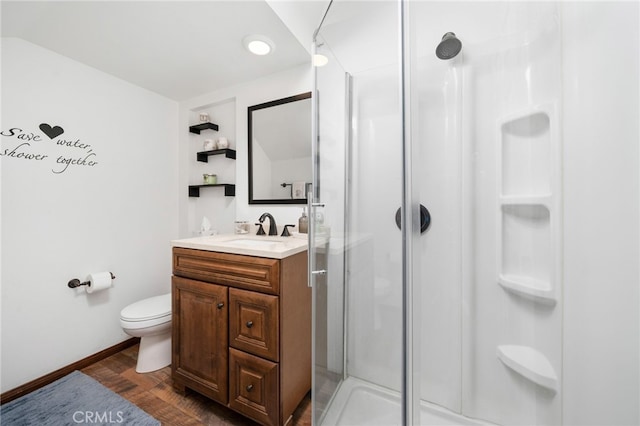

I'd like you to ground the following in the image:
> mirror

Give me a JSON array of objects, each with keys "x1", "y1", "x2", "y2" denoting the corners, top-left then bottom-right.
[{"x1": 248, "y1": 92, "x2": 312, "y2": 204}]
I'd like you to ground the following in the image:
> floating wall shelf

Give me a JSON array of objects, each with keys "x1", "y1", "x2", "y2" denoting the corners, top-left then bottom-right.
[
  {"x1": 189, "y1": 122, "x2": 219, "y2": 134},
  {"x1": 187, "y1": 123, "x2": 234, "y2": 198},
  {"x1": 196, "y1": 148, "x2": 236, "y2": 163},
  {"x1": 189, "y1": 184, "x2": 235, "y2": 197}
]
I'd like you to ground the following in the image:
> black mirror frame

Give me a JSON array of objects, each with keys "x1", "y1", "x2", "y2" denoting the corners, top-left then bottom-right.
[{"x1": 248, "y1": 91, "x2": 312, "y2": 205}]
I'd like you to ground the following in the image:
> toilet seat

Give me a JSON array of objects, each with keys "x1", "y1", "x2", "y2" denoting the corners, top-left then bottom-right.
[{"x1": 120, "y1": 293, "x2": 171, "y2": 330}]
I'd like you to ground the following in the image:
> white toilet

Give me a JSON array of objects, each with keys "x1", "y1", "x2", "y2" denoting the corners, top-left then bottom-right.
[{"x1": 120, "y1": 293, "x2": 172, "y2": 373}]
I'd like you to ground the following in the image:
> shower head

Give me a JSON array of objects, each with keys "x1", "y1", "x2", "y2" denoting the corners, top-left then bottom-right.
[{"x1": 436, "y1": 32, "x2": 462, "y2": 60}]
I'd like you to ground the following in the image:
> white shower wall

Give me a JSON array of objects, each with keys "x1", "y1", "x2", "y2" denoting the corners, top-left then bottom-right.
[
  {"x1": 561, "y1": 3, "x2": 639, "y2": 425},
  {"x1": 318, "y1": 1, "x2": 638, "y2": 425},
  {"x1": 413, "y1": 3, "x2": 564, "y2": 425}
]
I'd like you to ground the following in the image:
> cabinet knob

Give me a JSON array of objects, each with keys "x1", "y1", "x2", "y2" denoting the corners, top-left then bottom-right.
[
  {"x1": 217, "y1": 303, "x2": 224, "y2": 309},
  {"x1": 246, "y1": 384, "x2": 254, "y2": 392},
  {"x1": 246, "y1": 321, "x2": 253, "y2": 328}
]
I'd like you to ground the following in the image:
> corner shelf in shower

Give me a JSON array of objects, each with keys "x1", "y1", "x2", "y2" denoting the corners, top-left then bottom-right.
[
  {"x1": 497, "y1": 105, "x2": 561, "y2": 306},
  {"x1": 196, "y1": 148, "x2": 236, "y2": 163},
  {"x1": 498, "y1": 274, "x2": 556, "y2": 305},
  {"x1": 495, "y1": 104, "x2": 561, "y2": 406},
  {"x1": 189, "y1": 122, "x2": 219, "y2": 134},
  {"x1": 188, "y1": 184, "x2": 235, "y2": 197},
  {"x1": 500, "y1": 194, "x2": 553, "y2": 207},
  {"x1": 497, "y1": 345, "x2": 558, "y2": 393}
]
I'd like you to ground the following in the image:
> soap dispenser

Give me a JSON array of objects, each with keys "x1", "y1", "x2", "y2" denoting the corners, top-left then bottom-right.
[{"x1": 298, "y1": 207, "x2": 308, "y2": 234}]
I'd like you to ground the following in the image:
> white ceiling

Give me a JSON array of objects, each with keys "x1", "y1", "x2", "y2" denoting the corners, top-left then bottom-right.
[{"x1": 1, "y1": 1, "x2": 319, "y2": 101}]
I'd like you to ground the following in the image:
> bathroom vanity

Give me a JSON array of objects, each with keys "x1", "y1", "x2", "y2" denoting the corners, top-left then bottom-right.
[{"x1": 170, "y1": 235, "x2": 309, "y2": 426}]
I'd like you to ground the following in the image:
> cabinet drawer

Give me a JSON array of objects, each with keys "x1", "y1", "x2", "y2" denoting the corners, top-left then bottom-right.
[
  {"x1": 229, "y1": 288, "x2": 279, "y2": 362},
  {"x1": 173, "y1": 247, "x2": 280, "y2": 294},
  {"x1": 229, "y1": 348, "x2": 279, "y2": 426}
]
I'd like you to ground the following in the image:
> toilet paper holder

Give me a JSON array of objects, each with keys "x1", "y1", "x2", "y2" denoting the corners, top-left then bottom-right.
[{"x1": 68, "y1": 272, "x2": 116, "y2": 288}]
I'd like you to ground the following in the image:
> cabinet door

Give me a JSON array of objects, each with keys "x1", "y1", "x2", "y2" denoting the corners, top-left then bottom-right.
[
  {"x1": 172, "y1": 276, "x2": 228, "y2": 404},
  {"x1": 229, "y1": 288, "x2": 279, "y2": 362},
  {"x1": 229, "y1": 348, "x2": 279, "y2": 426}
]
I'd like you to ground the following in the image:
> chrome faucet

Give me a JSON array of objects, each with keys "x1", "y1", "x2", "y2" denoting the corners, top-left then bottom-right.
[{"x1": 258, "y1": 213, "x2": 278, "y2": 236}]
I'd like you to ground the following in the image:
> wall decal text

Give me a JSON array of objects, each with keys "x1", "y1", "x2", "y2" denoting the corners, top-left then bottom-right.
[
  {"x1": 52, "y1": 153, "x2": 98, "y2": 174},
  {"x1": 1, "y1": 127, "x2": 42, "y2": 141},
  {"x1": 1, "y1": 123, "x2": 99, "y2": 174},
  {"x1": 2, "y1": 142, "x2": 48, "y2": 161}
]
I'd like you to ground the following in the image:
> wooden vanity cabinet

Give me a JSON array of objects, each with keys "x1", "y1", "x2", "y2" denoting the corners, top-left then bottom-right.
[{"x1": 171, "y1": 247, "x2": 310, "y2": 426}]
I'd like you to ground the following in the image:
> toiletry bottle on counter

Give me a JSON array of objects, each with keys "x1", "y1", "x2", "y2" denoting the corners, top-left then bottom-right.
[{"x1": 298, "y1": 207, "x2": 308, "y2": 234}]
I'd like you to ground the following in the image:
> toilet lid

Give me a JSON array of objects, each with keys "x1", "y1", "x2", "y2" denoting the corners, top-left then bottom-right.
[{"x1": 120, "y1": 293, "x2": 171, "y2": 322}]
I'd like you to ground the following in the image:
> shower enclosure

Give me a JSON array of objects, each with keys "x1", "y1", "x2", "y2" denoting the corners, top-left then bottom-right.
[{"x1": 309, "y1": 1, "x2": 639, "y2": 425}]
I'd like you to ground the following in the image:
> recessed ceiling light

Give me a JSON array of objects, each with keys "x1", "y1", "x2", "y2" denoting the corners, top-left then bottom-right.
[
  {"x1": 313, "y1": 54, "x2": 329, "y2": 67},
  {"x1": 243, "y1": 35, "x2": 275, "y2": 56}
]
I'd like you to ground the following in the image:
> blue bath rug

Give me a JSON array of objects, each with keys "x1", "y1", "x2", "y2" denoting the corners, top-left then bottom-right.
[{"x1": 0, "y1": 370, "x2": 160, "y2": 425}]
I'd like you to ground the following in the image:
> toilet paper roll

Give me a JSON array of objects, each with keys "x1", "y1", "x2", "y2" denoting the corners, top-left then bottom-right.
[{"x1": 86, "y1": 272, "x2": 113, "y2": 294}]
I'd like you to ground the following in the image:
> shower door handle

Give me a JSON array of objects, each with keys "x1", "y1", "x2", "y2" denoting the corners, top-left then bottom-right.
[
  {"x1": 308, "y1": 193, "x2": 327, "y2": 288},
  {"x1": 395, "y1": 204, "x2": 431, "y2": 233}
]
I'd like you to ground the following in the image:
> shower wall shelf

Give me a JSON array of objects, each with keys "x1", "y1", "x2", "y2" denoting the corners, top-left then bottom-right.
[
  {"x1": 498, "y1": 275, "x2": 556, "y2": 305},
  {"x1": 497, "y1": 345, "x2": 558, "y2": 393},
  {"x1": 196, "y1": 148, "x2": 236, "y2": 163},
  {"x1": 188, "y1": 184, "x2": 235, "y2": 197},
  {"x1": 497, "y1": 105, "x2": 561, "y2": 305},
  {"x1": 500, "y1": 194, "x2": 552, "y2": 207},
  {"x1": 495, "y1": 104, "x2": 562, "y2": 408},
  {"x1": 189, "y1": 122, "x2": 219, "y2": 134}
]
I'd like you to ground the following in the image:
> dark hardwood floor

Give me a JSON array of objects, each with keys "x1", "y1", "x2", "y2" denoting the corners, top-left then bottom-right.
[{"x1": 81, "y1": 344, "x2": 311, "y2": 426}]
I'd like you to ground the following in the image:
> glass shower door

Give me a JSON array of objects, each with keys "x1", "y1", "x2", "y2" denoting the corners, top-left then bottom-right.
[
  {"x1": 311, "y1": 1, "x2": 406, "y2": 425},
  {"x1": 312, "y1": 1, "x2": 566, "y2": 425},
  {"x1": 311, "y1": 1, "x2": 639, "y2": 425},
  {"x1": 309, "y1": 32, "x2": 348, "y2": 425}
]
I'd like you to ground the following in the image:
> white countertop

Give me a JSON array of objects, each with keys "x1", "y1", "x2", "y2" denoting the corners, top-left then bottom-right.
[{"x1": 171, "y1": 233, "x2": 308, "y2": 259}]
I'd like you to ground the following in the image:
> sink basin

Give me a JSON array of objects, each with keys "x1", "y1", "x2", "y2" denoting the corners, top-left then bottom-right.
[{"x1": 222, "y1": 238, "x2": 282, "y2": 248}]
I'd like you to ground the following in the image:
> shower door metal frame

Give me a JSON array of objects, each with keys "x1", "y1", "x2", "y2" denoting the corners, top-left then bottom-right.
[
  {"x1": 399, "y1": 0, "x2": 419, "y2": 424},
  {"x1": 310, "y1": 8, "x2": 351, "y2": 422}
]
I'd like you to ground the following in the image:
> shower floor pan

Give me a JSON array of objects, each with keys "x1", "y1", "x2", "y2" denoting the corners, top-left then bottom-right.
[{"x1": 320, "y1": 377, "x2": 493, "y2": 426}]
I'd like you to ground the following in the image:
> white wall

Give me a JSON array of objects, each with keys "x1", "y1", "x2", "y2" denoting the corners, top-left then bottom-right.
[
  {"x1": 0, "y1": 38, "x2": 179, "y2": 392},
  {"x1": 561, "y1": 3, "x2": 639, "y2": 425},
  {"x1": 178, "y1": 64, "x2": 311, "y2": 238}
]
